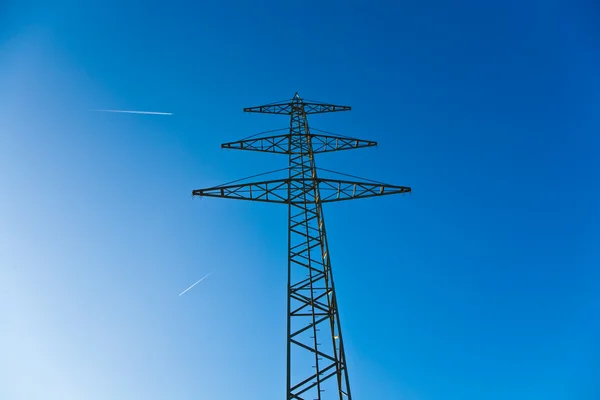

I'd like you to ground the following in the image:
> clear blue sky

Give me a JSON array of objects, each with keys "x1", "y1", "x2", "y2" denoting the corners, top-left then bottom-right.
[{"x1": 1, "y1": 1, "x2": 599, "y2": 399}]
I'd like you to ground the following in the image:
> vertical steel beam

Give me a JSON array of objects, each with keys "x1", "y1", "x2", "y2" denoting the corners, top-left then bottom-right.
[{"x1": 286, "y1": 95, "x2": 351, "y2": 399}]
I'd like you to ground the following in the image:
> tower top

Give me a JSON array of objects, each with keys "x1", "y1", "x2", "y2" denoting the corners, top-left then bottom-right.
[{"x1": 244, "y1": 94, "x2": 351, "y2": 115}]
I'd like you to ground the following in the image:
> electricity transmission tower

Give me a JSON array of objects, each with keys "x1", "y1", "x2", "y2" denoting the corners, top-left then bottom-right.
[{"x1": 192, "y1": 93, "x2": 411, "y2": 399}]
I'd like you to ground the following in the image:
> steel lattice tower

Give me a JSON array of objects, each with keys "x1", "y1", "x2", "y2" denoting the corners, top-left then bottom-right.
[{"x1": 193, "y1": 93, "x2": 411, "y2": 399}]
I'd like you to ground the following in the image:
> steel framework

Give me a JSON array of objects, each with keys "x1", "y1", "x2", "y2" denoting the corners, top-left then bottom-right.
[{"x1": 193, "y1": 93, "x2": 411, "y2": 399}]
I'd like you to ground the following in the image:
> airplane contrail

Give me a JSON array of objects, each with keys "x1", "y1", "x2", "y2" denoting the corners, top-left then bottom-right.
[
  {"x1": 92, "y1": 109, "x2": 173, "y2": 116},
  {"x1": 179, "y1": 272, "x2": 213, "y2": 296}
]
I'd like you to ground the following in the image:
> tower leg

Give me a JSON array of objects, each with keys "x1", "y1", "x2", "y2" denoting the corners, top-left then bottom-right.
[{"x1": 286, "y1": 100, "x2": 352, "y2": 399}]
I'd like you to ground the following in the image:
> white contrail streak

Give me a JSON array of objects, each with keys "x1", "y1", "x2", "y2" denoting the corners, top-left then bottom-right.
[
  {"x1": 92, "y1": 109, "x2": 173, "y2": 116},
  {"x1": 179, "y1": 272, "x2": 213, "y2": 296}
]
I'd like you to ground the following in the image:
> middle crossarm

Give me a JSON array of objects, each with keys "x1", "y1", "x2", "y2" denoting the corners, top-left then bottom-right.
[{"x1": 221, "y1": 134, "x2": 377, "y2": 154}]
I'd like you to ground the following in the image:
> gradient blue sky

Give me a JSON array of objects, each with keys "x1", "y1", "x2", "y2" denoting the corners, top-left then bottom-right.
[{"x1": 1, "y1": 1, "x2": 599, "y2": 399}]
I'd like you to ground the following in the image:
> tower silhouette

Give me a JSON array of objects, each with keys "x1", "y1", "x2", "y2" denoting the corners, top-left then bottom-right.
[{"x1": 193, "y1": 93, "x2": 411, "y2": 399}]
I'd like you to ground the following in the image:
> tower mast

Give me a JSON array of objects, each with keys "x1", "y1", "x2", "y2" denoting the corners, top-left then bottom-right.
[{"x1": 193, "y1": 93, "x2": 411, "y2": 399}]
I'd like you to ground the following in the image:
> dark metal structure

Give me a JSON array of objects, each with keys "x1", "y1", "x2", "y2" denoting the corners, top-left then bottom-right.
[{"x1": 193, "y1": 93, "x2": 411, "y2": 399}]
